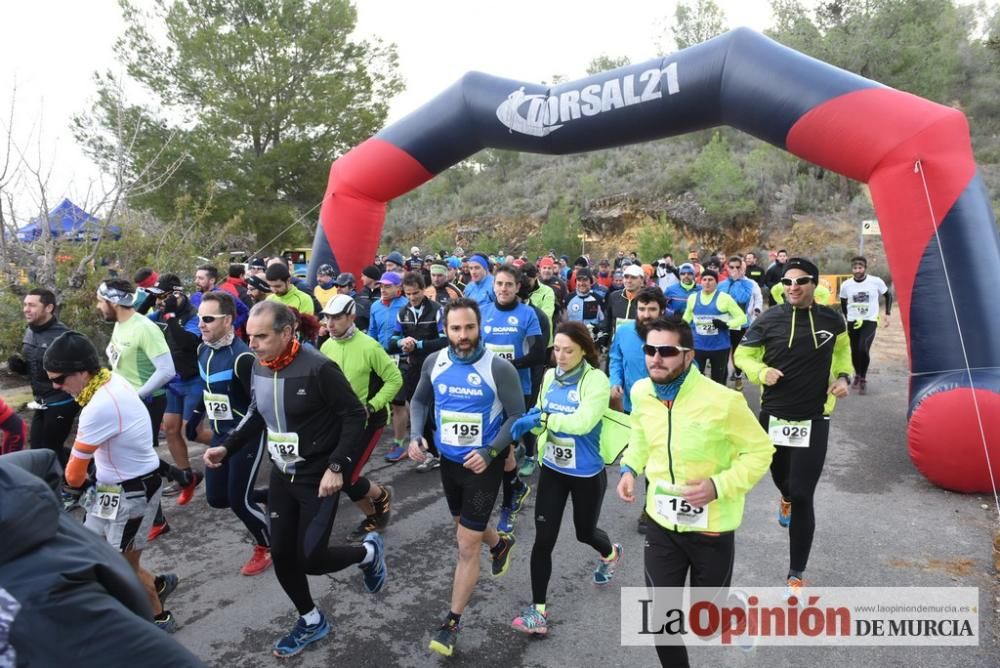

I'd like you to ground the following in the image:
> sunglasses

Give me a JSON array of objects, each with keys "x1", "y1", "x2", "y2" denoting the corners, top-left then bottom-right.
[
  {"x1": 199, "y1": 314, "x2": 227, "y2": 323},
  {"x1": 643, "y1": 344, "x2": 692, "y2": 358},
  {"x1": 48, "y1": 372, "x2": 71, "y2": 386},
  {"x1": 728, "y1": 264, "x2": 741, "y2": 270},
  {"x1": 781, "y1": 276, "x2": 813, "y2": 287}
]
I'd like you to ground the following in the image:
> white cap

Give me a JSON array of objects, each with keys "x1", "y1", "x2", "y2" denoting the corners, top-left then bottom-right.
[
  {"x1": 322, "y1": 294, "x2": 356, "y2": 316},
  {"x1": 623, "y1": 264, "x2": 644, "y2": 278}
]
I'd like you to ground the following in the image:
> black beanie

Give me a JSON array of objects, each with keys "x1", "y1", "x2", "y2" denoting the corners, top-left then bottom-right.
[
  {"x1": 43, "y1": 331, "x2": 101, "y2": 373},
  {"x1": 362, "y1": 265, "x2": 382, "y2": 281},
  {"x1": 782, "y1": 257, "x2": 820, "y2": 284}
]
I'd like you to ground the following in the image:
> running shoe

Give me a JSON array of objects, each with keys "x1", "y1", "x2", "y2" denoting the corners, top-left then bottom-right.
[
  {"x1": 593, "y1": 543, "x2": 623, "y2": 585},
  {"x1": 147, "y1": 521, "x2": 171, "y2": 542},
  {"x1": 161, "y1": 481, "x2": 182, "y2": 497},
  {"x1": 415, "y1": 454, "x2": 441, "y2": 472},
  {"x1": 61, "y1": 489, "x2": 81, "y2": 512},
  {"x1": 348, "y1": 516, "x2": 378, "y2": 543},
  {"x1": 241, "y1": 545, "x2": 272, "y2": 576},
  {"x1": 154, "y1": 611, "x2": 177, "y2": 633},
  {"x1": 858, "y1": 377, "x2": 867, "y2": 395},
  {"x1": 176, "y1": 470, "x2": 204, "y2": 506},
  {"x1": 497, "y1": 506, "x2": 515, "y2": 534},
  {"x1": 491, "y1": 533, "x2": 516, "y2": 577},
  {"x1": 785, "y1": 576, "x2": 804, "y2": 604},
  {"x1": 384, "y1": 443, "x2": 408, "y2": 462},
  {"x1": 852, "y1": 375, "x2": 861, "y2": 388},
  {"x1": 518, "y1": 456, "x2": 537, "y2": 477},
  {"x1": 778, "y1": 497, "x2": 792, "y2": 528},
  {"x1": 511, "y1": 605, "x2": 548, "y2": 636},
  {"x1": 360, "y1": 532, "x2": 387, "y2": 593},
  {"x1": 156, "y1": 573, "x2": 178, "y2": 606},
  {"x1": 734, "y1": 377, "x2": 744, "y2": 391},
  {"x1": 372, "y1": 485, "x2": 393, "y2": 530},
  {"x1": 510, "y1": 481, "x2": 531, "y2": 514},
  {"x1": 429, "y1": 619, "x2": 460, "y2": 656},
  {"x1": 273, "y1": 612, "x2": 330, "y2": 658}
]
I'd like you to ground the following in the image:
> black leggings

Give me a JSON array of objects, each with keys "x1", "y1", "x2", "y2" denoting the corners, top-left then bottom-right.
[
  {"x1": 530, "y1": 466, "x2": 612, "y2": 604},
  {"x1": 848, "y1": 320, "x2": 878, "y2": 378},
  {"x1": 29, "y1": 401, "x2": 79, "y2": 469},
  {"x1": 728, "y1": 329, "x2": 746, "y2": 374},
  {"x1": 268, "y1": 468, "x2": 367, "y2": 615},
  {"x1": 644, "y1": 521, "x2": 735, "y2": 668},
  {"x1": 760, "y1": 412, "x2": 830, "y2": 573},
  {"x1": 694, "y1": 349, "x2": 729, "y2": 385}
]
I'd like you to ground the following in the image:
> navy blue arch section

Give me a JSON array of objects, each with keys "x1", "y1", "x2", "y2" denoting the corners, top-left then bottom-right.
[
  {"x1": 908, "y1": 173, "x2": 1000, "y2": 410},
  {"x1": 377, "y1": 28, "x2": 881, "y2": 176},
  {"x1": 309, "y1": 223, "x2": 339, "y2": 280}
]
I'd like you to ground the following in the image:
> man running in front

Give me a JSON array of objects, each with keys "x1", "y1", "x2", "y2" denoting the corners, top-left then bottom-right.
[
  {"x1": 407, "y1": 297, "x2": 525, "y2": 657},
  {"x1": 203, "y1": 301, "x2": 387, "y2": 658}
]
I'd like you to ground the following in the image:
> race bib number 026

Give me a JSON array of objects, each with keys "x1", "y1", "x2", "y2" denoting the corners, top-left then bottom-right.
[{"x1": 768, "y1": 417, "x2": 811, "y2": 447}]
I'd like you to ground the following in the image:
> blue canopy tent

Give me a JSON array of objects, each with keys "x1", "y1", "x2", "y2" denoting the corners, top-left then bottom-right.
[{"x1": 15, "y1": 198, "x2": 120, "y2": 242}]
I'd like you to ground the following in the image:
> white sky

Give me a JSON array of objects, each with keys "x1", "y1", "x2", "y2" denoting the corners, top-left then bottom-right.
[{"x1": 0, "y1": 1, "x2": 775, "y2": 220}]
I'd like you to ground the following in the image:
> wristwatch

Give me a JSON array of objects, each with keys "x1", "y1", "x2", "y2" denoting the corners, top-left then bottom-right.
[{"x1": 328, "y1": 462, "x2": 343, "y2": 474}]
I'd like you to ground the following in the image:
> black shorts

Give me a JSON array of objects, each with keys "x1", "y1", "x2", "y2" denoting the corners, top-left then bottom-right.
[{"x1": 439, "y1": 453, "x2": 505, "y2": 531}]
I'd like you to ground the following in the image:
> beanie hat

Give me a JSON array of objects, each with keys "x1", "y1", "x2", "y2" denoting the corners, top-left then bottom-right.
[
  {"x1": 362, "y1": 265, "x2": 382, "y2": 281},
  {"x1": 43, "y1": 331, "x2": 100, "y2": 373},
  {"x1": 782, "y1": 257, "x2": 820, "y2": 284}
]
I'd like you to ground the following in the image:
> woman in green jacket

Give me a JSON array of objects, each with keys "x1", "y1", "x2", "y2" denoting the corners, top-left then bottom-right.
[{"x1": 509, "y1": 321, "x2": 623, "y2": 637}]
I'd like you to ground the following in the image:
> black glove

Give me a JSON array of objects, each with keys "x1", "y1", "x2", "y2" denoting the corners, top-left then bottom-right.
[
  {"x1": 7, "y1": 354, "x2": 28, "y2": 375},
  {"x1": 185, "y1": 404, "x2": 205, "y2": 441},
  {"x1": 711, "y1": 318, "x2": 729, "y2": 331}
]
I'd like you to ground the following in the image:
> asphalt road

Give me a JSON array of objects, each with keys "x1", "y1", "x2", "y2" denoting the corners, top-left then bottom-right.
[{"x1": 144, "y1": 326, "x2": 999, "y2": 668}]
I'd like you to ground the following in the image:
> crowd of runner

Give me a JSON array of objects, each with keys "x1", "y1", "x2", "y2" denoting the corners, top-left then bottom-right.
[{"x1": 0, "y1": 244, "x2": 893, "y2": 666}]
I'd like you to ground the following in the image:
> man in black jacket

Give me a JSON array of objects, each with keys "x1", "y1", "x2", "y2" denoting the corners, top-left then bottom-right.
[
  {"x1": 204, "y1": 300, "x2": 387, "y2": 659},
  {"x1": 7, "y1": 288, "x2": 79, "y2": 468}
]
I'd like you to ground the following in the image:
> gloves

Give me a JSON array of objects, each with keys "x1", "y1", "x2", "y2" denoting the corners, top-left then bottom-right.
[
  {"x1": 711, "y1": 318, "x2": 729, "y2": 331},
  {"x1": 7, "y1": 354, "x2": 27, "y2": 375},
  {"x1": 511, "y1": 407, "x2": 542, "y2": 441},
  {"x1": 185, "y1": 405, "x2": 205, "y2": 441}
]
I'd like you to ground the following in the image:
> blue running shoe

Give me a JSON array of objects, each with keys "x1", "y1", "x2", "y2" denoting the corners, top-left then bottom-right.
[
  {"x1": 273, "y1": 612, "x2": 330, "y2": 658},
  {"x1": 497, "y1": 506, "x2": 514, "y2": 534},
  {"x1": 384, "y1": 443, "x2": 408, "y2": 462},
  {"x1": 510, "y1": 482, "x2": 531, "y2": 514},
  {"x1": 360, "y1": 532, "x2": 387, "y2": 593},
  {"x1": 778, "y1": 497, "x2": 792, "y2": 528},
  {"x1": 593, "y1": 543, "x2": 623, "y2": 585}
]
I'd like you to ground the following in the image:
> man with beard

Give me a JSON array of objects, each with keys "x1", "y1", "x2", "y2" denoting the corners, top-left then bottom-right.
[
  {"x1": 618, "y1": 316, "x2": 773, "y2": 668},
  {"x1": 407, "y1": 298, "x2": 524, "y2": 658},
  {"x1": 8, "y1": 289, "x2": 78, "y2": 469}
]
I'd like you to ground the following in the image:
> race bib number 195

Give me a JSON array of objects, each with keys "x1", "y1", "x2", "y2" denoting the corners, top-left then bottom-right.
[{"x1": 439, "y1": 410, "x2": 483, "y2": 447}]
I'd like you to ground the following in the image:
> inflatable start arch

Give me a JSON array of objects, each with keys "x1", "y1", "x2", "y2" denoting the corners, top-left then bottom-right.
[{"x1": 308, "y1": 28, "x2": 1000, "y2": 494}]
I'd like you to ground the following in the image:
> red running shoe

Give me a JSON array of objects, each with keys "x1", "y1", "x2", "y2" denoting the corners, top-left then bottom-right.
[
  {"x1": 241, "y1": 545, "x2": 273, "y2": 576},
  {"x1": 177, "y1": 471, "x2": 204, "y2": 506}
]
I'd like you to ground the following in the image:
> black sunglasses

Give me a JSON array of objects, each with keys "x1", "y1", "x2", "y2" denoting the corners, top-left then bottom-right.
[
  {"x1": 49, "y1": 372, "x2": 71, "y2": 386},
  {"x1": 643, "y1": 344, "x2": 692, "y2": 358},
  {"x1": 781, "y1": 276, "x2": 813, "y2": 287},
  {"x1": 728, "y1": 264, "x2": 741, "y2": 270},
  {"x1": 199, "y1": 314, "x2": 226, "y2": 323}
]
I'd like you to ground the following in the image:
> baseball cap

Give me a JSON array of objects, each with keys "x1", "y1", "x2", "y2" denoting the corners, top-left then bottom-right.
[
  {"x1": 322, "y1": 294, "x2": 356, "y2": 316},
  {"x1": 623, "y1": 264, "x2": 644, "y2": 278},
  {"x1": 378, "y1": 272, "x2": 401, "y2": 286},
  {"x1": 333, "y1": 272, "x2": 355, "y2": 286},
  {"x1": 147, "y1": 274, "x2": 183, "y2": 295}
]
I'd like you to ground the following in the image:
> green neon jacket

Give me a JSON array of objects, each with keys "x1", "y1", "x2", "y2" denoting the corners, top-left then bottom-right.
[
  {"x1": 320, "y1": 329, "x2": 403, "y2": 425},
  {"x1": 622, "y1": 371, "x2": 774, "y2": 533}
]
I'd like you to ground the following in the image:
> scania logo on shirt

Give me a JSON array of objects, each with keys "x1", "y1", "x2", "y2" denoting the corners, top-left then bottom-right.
[
  {"x1": 507, "y1": 316, "x2": 518, "y2": 326},
  {"x1": 445, "y1": 385, "x2": 484, "y2": 397},
  {"x1": 567, "y1": 390, "x2": 579, "y2": 403},
  {"x1": 488, "y1": 326, "x2": 520, "y2": 334},
  {"x1": 437, "y1": 383, "x2": 448, "y2": 394},
  {"x1": 570, "y1": 302, "x2": 581, "y2": 311},
  {"x1": 495, "y1": 63, "x2": 680, "y2": 137},
  {"x1": 467, "y1": 373, "x2": 482, "y2": 386},
  {"x1": 483, "y1": 325, "x2": 492, "y2": 334}
]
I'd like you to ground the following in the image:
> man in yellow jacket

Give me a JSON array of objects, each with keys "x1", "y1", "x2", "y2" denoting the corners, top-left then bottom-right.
[{"x1": 618, "y1": 316, "x2": 773, "y2": 668}]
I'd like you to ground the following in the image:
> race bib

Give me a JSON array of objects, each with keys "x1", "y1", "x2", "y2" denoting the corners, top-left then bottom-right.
[
  {"x1": 693, "y1": 315, "x2": 718, "y2": 336},
  {"x1": 106, "y1": 343, "x2": 121, "y2": 368},
  {"x1": 847, "y1": 302, "x2": 871, "y2": 320},
  {"x1": 93, "y1": 484, "x2": 123, "y2": 521},
  {"x1": 267, "y1": 431, "x2": 303, "y2": 465},
  {"x1": 543, "y1": 434, "x2": 577, "y2": 469},
  {"x1": 654, "y1": 483, "x2": 708, "y2": 529},
  {"x1": 768, "y1": 417, "x2": 811, "y2": 447},
  {"x1": 439, "y1": 410, "x2": 483, "y2": 447},
  {"x1": 485, "y1": 343, "x2": 515, "y2": 361},
  {"x1": 203, "y1": 391, "x2": 233, "y2": 421}
]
